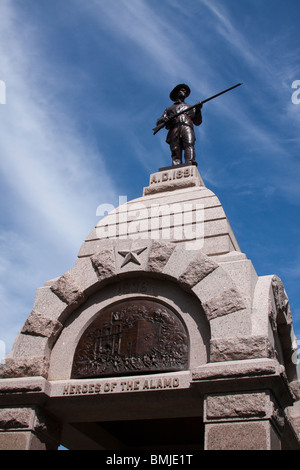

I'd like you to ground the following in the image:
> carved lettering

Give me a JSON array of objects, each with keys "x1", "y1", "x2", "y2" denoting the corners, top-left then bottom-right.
[
  {"x1": 61, "y1": 376, "x2": 181, "y2": 395},
  {"x1": 116, "y1": 280, "x2": 149, "y2": 296},
  {"x1": 150, "y1": 168, "x2": 193, "y2": 185}
]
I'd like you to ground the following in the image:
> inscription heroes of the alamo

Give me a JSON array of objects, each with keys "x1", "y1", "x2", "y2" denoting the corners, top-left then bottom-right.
[{"x1": 1, "y1": 84, "x2": 300, "y2": 450}]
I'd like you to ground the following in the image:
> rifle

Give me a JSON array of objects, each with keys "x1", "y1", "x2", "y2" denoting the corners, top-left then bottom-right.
[{"x1": 153, "y1": 83, "x2": 242, "y2": 135}]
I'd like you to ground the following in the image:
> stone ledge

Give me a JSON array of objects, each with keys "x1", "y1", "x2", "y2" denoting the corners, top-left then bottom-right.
[
  {"x1": 0, "y1": 377, "x2": 49, "y2": 396},
  {"x1": 192, "y1": 358, "x2": 279, "y2": 381}
]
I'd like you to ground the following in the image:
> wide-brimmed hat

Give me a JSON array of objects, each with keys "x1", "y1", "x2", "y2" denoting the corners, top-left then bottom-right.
[{"x1": 169, "y1": 83, "x2": 191, "y2": 101}]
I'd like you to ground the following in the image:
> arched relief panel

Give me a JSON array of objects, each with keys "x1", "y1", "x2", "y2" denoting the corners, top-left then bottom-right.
[
  {"x1": 71, "y1": 298, "x2": 189, "y2": 379},
  {"x1": 48, "y1": 277, "x2": 210, "y2": 381}
]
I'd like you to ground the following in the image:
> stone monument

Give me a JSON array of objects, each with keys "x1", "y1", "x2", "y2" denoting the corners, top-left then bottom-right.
[{"x1": 1, "y1": 163, "x2": 300, "y2": 450}]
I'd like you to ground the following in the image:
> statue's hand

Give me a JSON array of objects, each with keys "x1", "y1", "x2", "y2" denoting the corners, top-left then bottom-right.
[
  {"x1": 156, "y1": 115, "x2": 170, "y2": 126},
  {"x1": 164, "y1": 116, "x2": 173, "y2": 129}
]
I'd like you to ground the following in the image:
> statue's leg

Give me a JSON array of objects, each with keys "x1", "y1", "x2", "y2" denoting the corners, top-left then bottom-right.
[
  {"x1": 182, "y1": 127, "x2": 196, "y2": 164},
  {"x1": 184, "y1": 145, "x2": 195, "y2": 164},
  {"x1": 170, "y1": 144, "x2": 182, "y2": 166}
]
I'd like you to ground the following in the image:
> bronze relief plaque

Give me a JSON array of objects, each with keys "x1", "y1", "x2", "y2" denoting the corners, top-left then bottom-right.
[{"x1": 71, "y1": 299, "x2": 189, "y2": 379}]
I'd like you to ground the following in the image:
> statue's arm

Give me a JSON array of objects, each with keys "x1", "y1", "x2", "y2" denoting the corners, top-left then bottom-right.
[
  {"x1": 191, "y1": 104, "x2": 202, "y2": 126},
  {"x1": 156, "y1": 109, "x2": 169, "y2": 126}
]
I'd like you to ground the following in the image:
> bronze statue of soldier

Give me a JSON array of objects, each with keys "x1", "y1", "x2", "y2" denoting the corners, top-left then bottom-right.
[
  {"x1": 153, "y1": 82, "x2": 242, "y2": 167},
  {"x1": 156, "y1": 84, "x2": 202, "y2": 166}
]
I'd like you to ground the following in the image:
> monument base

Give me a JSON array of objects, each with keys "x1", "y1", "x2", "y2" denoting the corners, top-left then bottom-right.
[
  {"x1": 143, "y1": 164, "x2": 204, "y2": 196},
  {"x1": 159, "y1": 162, "x2": 198, "y2": 172}
]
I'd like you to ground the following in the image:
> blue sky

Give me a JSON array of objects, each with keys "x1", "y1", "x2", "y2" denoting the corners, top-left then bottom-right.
[{"x1": 0, "y1": 0, "x2": 300, "y2": 358}]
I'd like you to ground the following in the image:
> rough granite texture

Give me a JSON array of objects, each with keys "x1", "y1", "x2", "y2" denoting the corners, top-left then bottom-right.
[
  {"x1": 1, "y1": 167, "x2": 300, "y2": 450},
  {"x1": 21, "y1": 311, "x2": 62, "y2": 339}
]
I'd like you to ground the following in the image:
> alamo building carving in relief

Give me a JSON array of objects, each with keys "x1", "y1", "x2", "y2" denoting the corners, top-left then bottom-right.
[{"x1": 71, "y1": 299, "x2": 189, "y2": 379}]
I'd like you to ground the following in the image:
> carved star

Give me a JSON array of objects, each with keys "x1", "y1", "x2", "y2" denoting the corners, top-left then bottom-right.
[{"x1": 118, "y1": 247, "x2": 147, "y2": 268}]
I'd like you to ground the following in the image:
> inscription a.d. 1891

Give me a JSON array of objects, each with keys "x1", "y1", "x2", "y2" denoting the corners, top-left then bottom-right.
[{"x1": 71, "y1": 300, "x2": 188, "y2": 379}]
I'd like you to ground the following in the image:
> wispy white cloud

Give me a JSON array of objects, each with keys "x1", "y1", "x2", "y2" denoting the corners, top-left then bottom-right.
[
  {"x1": 0, "y1": 14, "x2": 116, "y2": 229},
  {"x1": 0, "y1": 1, "x2": 119, "y2": 352},
  {"x1": 184, "y1": 0, "x2": 300, "y2": 200},
  {"x1": 76, "y1": 0, "x2": 211, "y2": 90}
]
